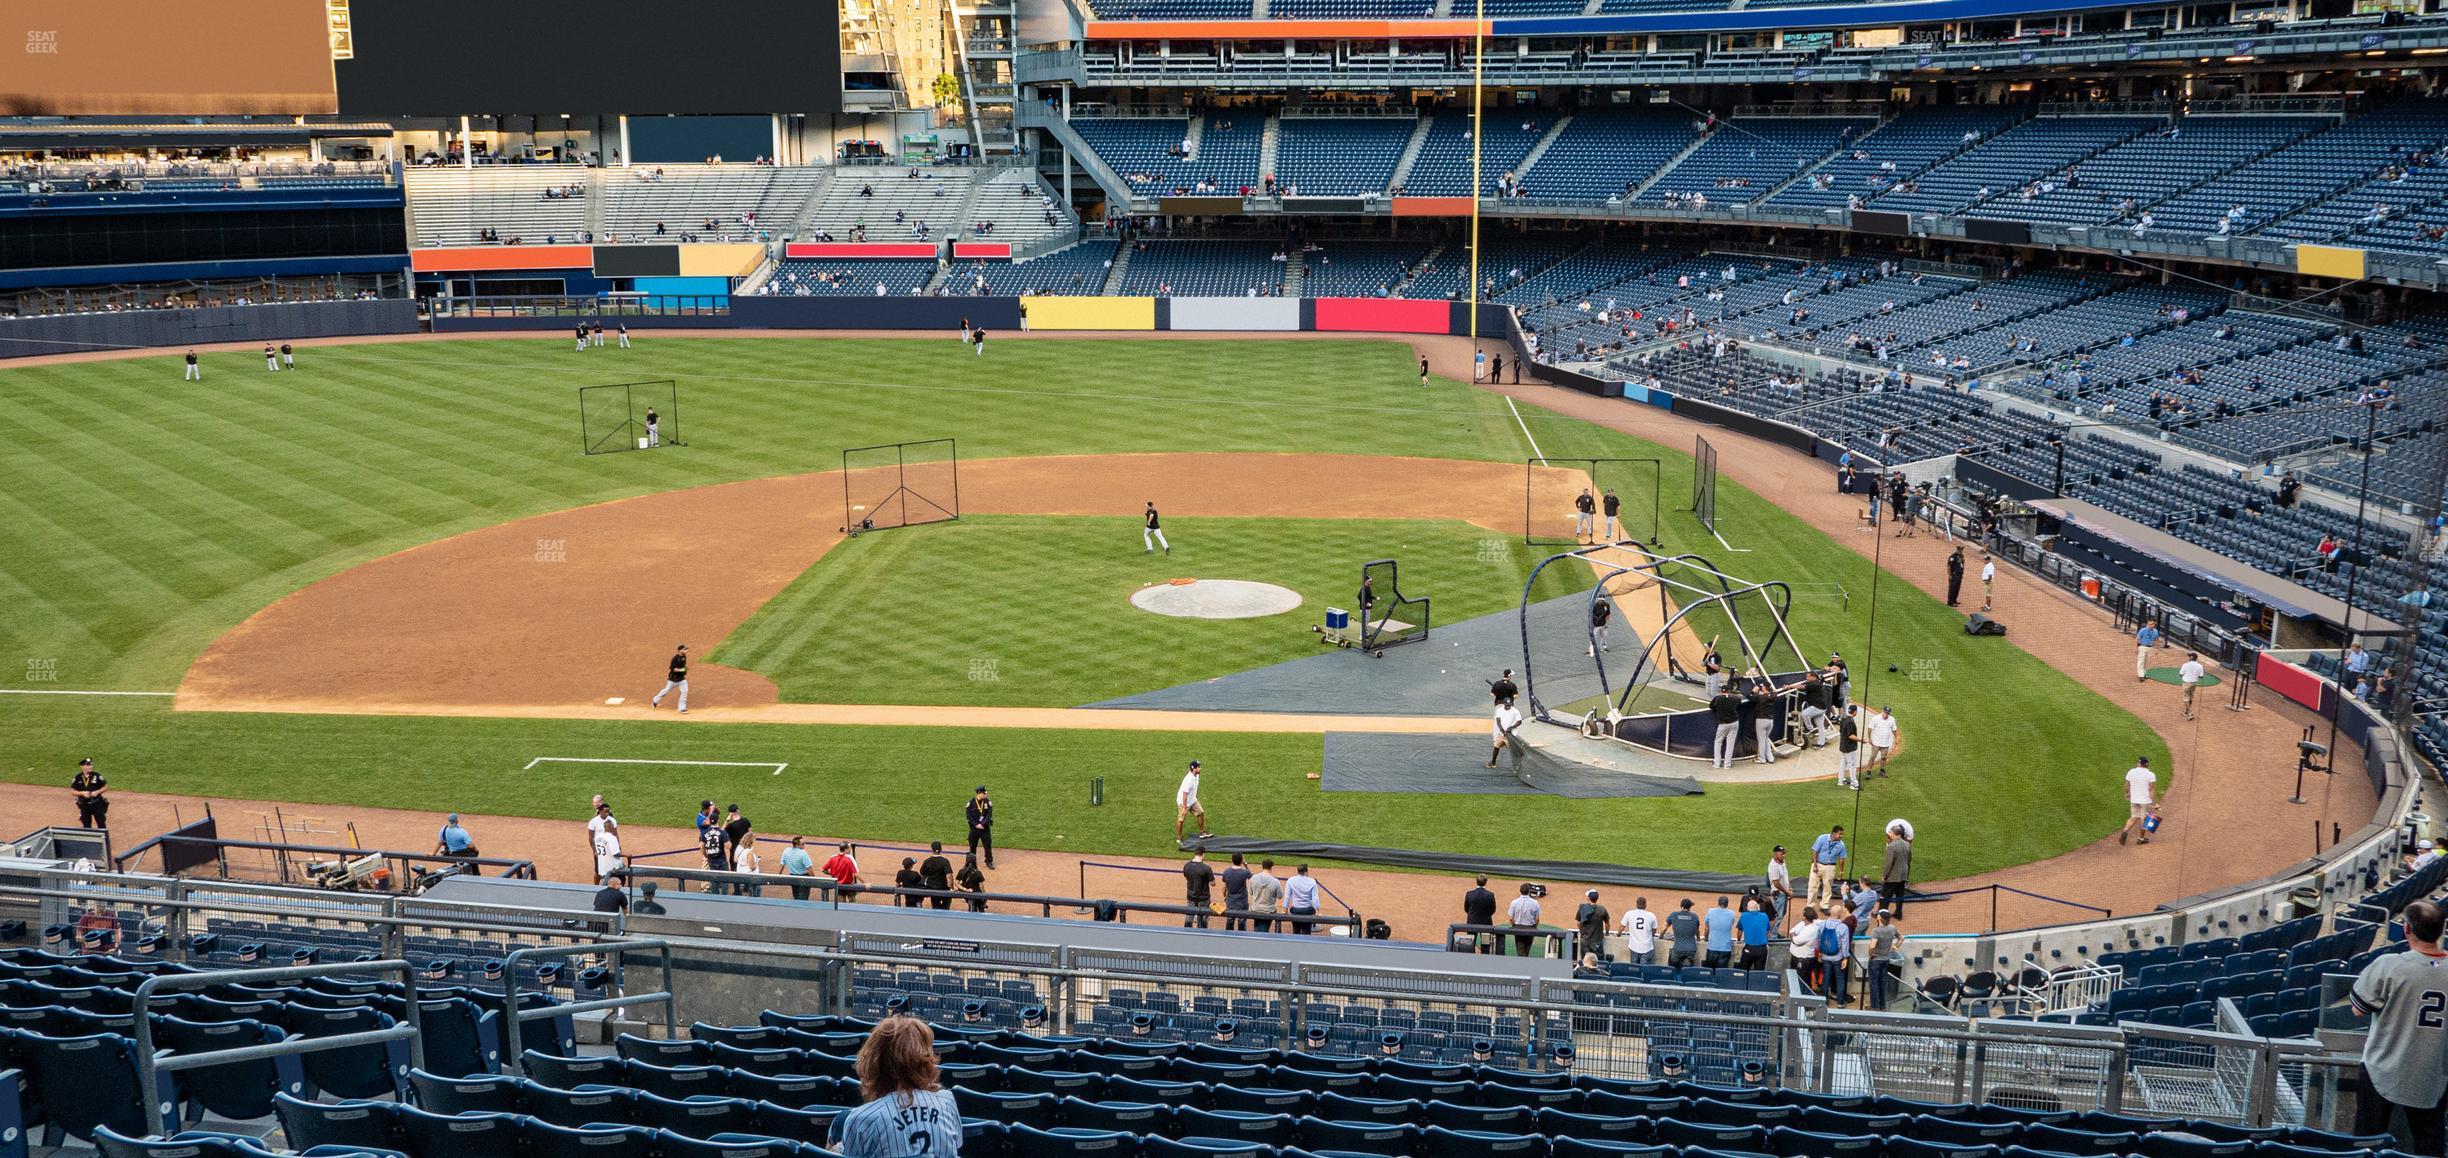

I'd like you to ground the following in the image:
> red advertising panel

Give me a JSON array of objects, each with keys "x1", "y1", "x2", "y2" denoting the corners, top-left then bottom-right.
[
  {"x1": 951, "y1": 242, "x2": 1013, "y2": 260},
  {"x1": 2255, "y1": 653, "x2": 2331, "y2": 713},
  {"x1": 1314, "y1": 297, "x2": 1450, "y2": 334},
  {"x1": 784, "y1": 242, "x2": 938, "y2": 260}
]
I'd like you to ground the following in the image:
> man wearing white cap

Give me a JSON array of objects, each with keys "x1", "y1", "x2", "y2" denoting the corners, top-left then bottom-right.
[{"x1": 2409, "y1": 840, "x2": 2441, "y2": 873}]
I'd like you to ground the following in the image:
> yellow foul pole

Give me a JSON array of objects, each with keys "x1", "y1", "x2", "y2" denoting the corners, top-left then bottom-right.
[{"x1": 1466, "y1": 0, "x2": 1485, "y2": 355}]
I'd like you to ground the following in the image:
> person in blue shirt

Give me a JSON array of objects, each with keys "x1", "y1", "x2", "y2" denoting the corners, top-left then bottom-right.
[
  {"x1": 2134, "y1": 619, "x2": 2160, "y2": 681},
  {"x1": 1702, "y1": 897, "x2": 1738, "y2": 968},
  {"x1": 1736, "y1": 896, "x2": 1772, "y2": 970},
  {"x1": 434, "y1": 813, "x2": 476, "y2": 858},
  {"x1": 829, "y1": 1017, "x2": 963, "y2": 1157},
  {"x1": 780, "y1": 835, "x2": 818, "y2": 902},
  {"x1": 1809, "y1": 825, "x2": 1848, "y2": 910}
]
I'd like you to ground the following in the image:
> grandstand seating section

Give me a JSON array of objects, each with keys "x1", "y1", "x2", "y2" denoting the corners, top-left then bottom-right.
[
  {"x1": 1871, "y1": 116, "x2": 2157, "y2": 215},
  {"x1": 1403, "y1": 113, "x2": 1558, "y2": 196},
  {"x1": 761, "y1": 261, "x2": 938, "y2": 297},
  {"x1": 1517, "y1": 113, "x2": 1701, "y2": 201},
  {"x1": 597, "y1": 167, "x2": 828, "y2": 243},
  {"x1": 1298, "y1": 240, "x2": 1439, "y2": 298},
  {"x1": 1771, "y1": 107, "x2": 2025, "y2": 209},
  {"x1": 957, "y1": 242, "x2": 1123, "y2": 297},
  {"x1": 1273, "y1": 117, "x2": 1418, "y2": 197},
  {"x1": 1116, "y1": 241, "x2": 1286, "y2": 297},
  {"x1": 404, "y1": 169, "x2": 591, "y2": 247},
  {"x1": 1969, "y1": 117, "x2": 2328, "y2": 226},
  {"x1": 1636, "y1": 119, "x2": 1868, "y2": 205},
  {"x1": 1072, "y1": 116, "x2": 1261, "y2": 196}
]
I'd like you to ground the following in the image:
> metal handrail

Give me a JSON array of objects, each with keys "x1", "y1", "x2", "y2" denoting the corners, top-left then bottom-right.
[
  {"x1": 499, "y1": 939, "x2": 676, "y2": 1075},
  {"x1": 614, "y1": 864, "x2": 1365, "y2": 932},
  {"x1": 132, "y1": 959, "x2": 426, "y2": 1137},
  {"x1": 115, "y1": 833, "x2": 537, "y2": 881}
]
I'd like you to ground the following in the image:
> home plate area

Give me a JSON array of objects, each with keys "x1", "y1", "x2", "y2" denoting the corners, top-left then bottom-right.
[{"x1": 1129, "y1": 578, "x2": 1303, "y2": 619}]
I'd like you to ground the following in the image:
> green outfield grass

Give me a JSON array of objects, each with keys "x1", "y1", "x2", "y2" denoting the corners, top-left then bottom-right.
[
  {"x1": 717, "y1": 514, "x2": 1586, "y2": 706},
  {"x1": 0, "y1": 336, "x2": 2169, "y2": 886},
  {"x1": 0, "y1": 336, "x2": 1527, "y2": 691},
  {"x1": 7, "y1": 693, "x2": 2123, "y2": 882}
]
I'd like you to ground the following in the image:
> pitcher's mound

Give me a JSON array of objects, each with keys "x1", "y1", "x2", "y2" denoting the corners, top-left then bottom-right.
[{"x1": 1131, "y1": 579, "x2": 1302, "y2": 620}]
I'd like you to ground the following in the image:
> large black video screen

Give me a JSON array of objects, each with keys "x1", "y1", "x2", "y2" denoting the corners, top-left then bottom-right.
[{"x1": 336, "y1": 0, "x2": 842, "y2": 116}]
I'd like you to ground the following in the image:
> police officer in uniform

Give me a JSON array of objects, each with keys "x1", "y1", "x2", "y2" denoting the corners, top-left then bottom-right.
[
  {"x1": 71, "y1": 758, "x2": 107, "y2": 829},
  {"x1": 966, "y1": 786, "x2": 995, "y2": 868}
]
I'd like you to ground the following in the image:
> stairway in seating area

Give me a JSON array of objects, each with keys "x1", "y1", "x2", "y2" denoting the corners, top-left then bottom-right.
[
  {"x1": 1389, "y1": 115, "x2": 1435, "y2": 194},
  {"x1": 1100, "y1": 242, "x2": 1134, "y2": 294}
]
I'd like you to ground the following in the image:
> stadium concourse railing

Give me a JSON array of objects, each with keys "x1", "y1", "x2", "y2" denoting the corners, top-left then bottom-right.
[
  {"x1": 0, "y1": 869, "x2": 2377, "y2": 1132},
  {"x1": 0, "y1": 872, "x2": 613, "y2": 966},
  {"x1": 112, "y1": 832, "x2": 539, "y2": 891},
  {"x1": 609, "y1": 861, "x2": 1366, "y2": 935},
  {"x1": 1058, "y1": 15, "x2": 2448, "y2": 86}
]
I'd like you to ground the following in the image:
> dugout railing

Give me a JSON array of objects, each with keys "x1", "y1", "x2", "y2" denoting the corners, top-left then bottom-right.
[{"x1": 0, "y1": 869, "x2": 2376, "y2": 1132}]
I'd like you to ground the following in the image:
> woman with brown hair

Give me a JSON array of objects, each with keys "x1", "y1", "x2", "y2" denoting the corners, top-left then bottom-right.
[{"x1": 828, "y1": 1016, "x2": 962, "y2": 1156}]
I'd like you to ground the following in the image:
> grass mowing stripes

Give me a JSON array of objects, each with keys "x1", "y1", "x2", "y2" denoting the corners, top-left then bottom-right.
[
  {"x1": 717, "y1": 515, "x2": 1587, "y2": 707},
  {"x1": 7, "y1": 693, "x2": 2106, "y2": 882},
  {"x1": 0, "y1": 336, "x2": 2165, "y2": 886}
]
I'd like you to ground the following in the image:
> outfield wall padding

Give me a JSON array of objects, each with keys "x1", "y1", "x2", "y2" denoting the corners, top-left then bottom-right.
[
  {"x1": 1315, "y1": 297, "x2": 1449, "y2": 334},
  {"x1": 1167, "y1": 296, "x2": 1301, "y2": 331},
  {"x1": 1024, "y1": 296, "x2": 1156, "y2": 330},
  {"x1": 0, "y1": 298, "x2": 420, "y2": 359},
  {"x1": 678, "y1": 243, "x2": 767, "y2": 278}
]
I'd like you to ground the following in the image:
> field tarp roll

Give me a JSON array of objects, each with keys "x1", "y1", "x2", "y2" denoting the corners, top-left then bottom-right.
[{"x1": 1166, "y1": 296, "x2": 1300, "y2": 331}]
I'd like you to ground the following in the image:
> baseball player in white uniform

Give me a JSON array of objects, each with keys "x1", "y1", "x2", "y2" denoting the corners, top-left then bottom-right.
[
  {"x1": 616, "y1": 323, "x2": 631, "y2": 348},
  {"x1": 589, "y1": 807, "x2": 623, "y2": 882},
  {"x1": 1144, "y1": 502, "x2": 1170, "y2": 555},
  {"x1": 1487, "y1": 700, "x2": 1525, "y2": 769},
  {"x1": 1175, "y1": 760, "x2": 1208, "y2": 840}
]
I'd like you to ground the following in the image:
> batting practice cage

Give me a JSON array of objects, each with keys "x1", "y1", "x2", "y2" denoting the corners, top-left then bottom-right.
[
  {"x1": 1359, "y1": 557, "x2": 1430, "y2": 651},
  {"x1": 1525, "y1": 457, "x2": 1663, "y2": 547},
  {"x1": 1692, "y1": 436, "x2": 1719, "y2": 535},
  {"x1": 579, "y1": 380, "x2": 684, "y2": 455},
  {"x1": 1517, "y1": 543, "x2": 1811, "y2": 756},
  {"x1": 842, "y1": 438, "x2": 961, "y2": 536}
]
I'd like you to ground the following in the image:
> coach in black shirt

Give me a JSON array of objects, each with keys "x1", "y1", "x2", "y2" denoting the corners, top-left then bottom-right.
[
  {"x1": 722, "y1": 805, "x2": 752, "y2": 861},
  {"x1": 1463, "y1": 876, "x2": 1499, "y2": 953},
  {"x1": 592, "y1": 879, "x2": 627, "y2": 913},
  {"x1": 1490, "y1": 669, "x2": 1519, "y2": 707},
  {"x1": 1708, "y1": 689, "x2": 1744, "y2": 769}
]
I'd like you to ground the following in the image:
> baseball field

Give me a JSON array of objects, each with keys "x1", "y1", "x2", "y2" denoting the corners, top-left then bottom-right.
[{"x1": 0, "y1": 333, "x2": 2172, "y2": 889}]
